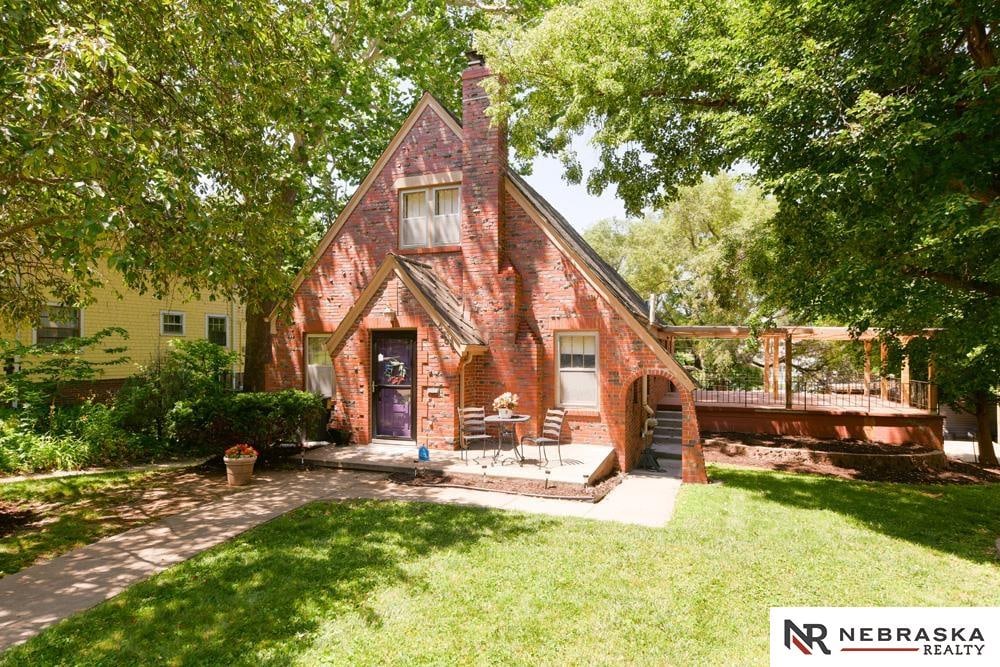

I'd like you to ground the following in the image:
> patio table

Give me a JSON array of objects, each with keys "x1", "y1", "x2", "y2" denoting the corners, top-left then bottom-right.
[{"x1": 484, "y1": 414, "x2": 530, "y2": 464}]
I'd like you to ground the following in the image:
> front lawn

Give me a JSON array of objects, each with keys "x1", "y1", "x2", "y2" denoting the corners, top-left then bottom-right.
[
  {"x1": 0, "y1": 468, "x2": 232, "y2": 576},
  {"x1": 5, "y1": 465, "x2": 1000, "y2": 665}
]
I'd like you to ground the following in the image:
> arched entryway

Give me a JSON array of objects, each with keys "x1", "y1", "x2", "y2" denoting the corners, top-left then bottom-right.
[{"x1": 619, "y1": 368, "x2": 709, "y2": 484}]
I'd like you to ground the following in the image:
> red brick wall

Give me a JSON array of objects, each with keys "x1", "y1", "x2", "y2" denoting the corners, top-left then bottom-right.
[
  {"x1": 329, "y1": 275, "x2": 462, "y2": 448},
  {"x1": 267, "y1": 105, "x2": 465, "y2": 392},
  {"x1": 266, "y1": 63, "x2": 699, "y2": 473},
  {"x1": 56, "y1": 378, "x2": 128, "y2": 404}
]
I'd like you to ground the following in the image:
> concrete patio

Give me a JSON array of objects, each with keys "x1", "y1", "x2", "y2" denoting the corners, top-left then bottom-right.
[{"x1": 299, "y1": 441, "x2": 618, "y2": 485}]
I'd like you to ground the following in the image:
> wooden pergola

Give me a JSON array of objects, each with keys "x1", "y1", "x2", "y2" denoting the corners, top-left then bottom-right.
[{"x1": 653, "y1": 325, "x2": 940, "y2": 412}]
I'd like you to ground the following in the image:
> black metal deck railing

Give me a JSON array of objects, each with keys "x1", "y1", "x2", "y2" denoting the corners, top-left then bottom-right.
[{"x1": 689, "y1": 369, "x2": 936, "y2": 413}]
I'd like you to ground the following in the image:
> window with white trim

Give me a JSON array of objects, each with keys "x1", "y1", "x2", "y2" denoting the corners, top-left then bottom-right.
[
  {"x1": 305, "y1": 334, "x2": 334, "y2": 397},
  {"x1": 160, "y1": 311, "x2": 185, "y2": 335},
  {"x1": 399, "y1": 186, "x2": 460, "y2": 248},
  {"x1": 36, "y1": 305, "x2": 81, "y2": 347},
  {"x1": 557, "y1": 333, "x2": 598, "y2": 408},
  {"x1": 206, "y1": 315, "x2": 229, "y2": 347}
]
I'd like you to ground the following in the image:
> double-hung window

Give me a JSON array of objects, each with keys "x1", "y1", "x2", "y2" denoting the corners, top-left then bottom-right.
[
  {"x1": 305, "y1": 334, "x2": 334, "y2": 397},
  {"x1": 206, "y1": 315, "x2": 229, "y2": 347},
  {"x1": 36, "y1": 306, "x2": 81, "y2": 347},
  {"x1": 557, "y1": 333, "x2": 599, "y2": 408},
  {"x1": 160, "y1": 311, "x2": 185, "y2": 336},
  {"x1": 400, "y1": 186, "x2": 460, "y2": 248}
]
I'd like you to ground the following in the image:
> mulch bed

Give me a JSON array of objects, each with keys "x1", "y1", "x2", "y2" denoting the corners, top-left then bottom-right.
[
  {"x1": 703, "y1": 432, "x2": 1000, "y2": 485},
  {"x1": 388, "y1": 470, "x2": 622, "y2": 502},
  {"x1": 707, "y1": 432, "x2": 934, "y2": 455}
]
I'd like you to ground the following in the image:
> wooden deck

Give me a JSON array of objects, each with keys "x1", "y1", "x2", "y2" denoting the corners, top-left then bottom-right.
[
  {"x1": 660, "y1": 391, "x2": 943, "y2": 448},
  {"x1": 660, "y1": 390, "x2": 931, "y2": 417}
]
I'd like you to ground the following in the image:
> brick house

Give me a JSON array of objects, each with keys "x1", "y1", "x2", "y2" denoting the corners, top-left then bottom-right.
[{"x1": 266, "y1": 53, "x2": 708, "y2": 482}]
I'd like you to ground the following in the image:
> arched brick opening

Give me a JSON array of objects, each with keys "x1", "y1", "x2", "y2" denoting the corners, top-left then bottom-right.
[{"x1": 618, "y1": 368, "x2": 709, "y2": 484}]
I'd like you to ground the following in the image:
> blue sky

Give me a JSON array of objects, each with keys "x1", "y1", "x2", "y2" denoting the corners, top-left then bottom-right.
[{"x1": 522, "y1": 134, "x2": 627, "y2": 234}]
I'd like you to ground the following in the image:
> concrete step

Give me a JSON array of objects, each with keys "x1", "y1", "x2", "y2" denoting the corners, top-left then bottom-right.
[
  {"x1": 655, "y1": 410, "x2": 682, "y2": 422},
  {"x1": 654, "y1": 426, "x2": 681, "y2": 436},
  {"x1": 652, "y1": 443, "x2": 682, "y2": 459}
]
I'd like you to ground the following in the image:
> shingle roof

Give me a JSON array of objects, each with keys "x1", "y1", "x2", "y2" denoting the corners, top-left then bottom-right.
[
  {"x1": 390, "y1": 254, "x2": 485, "y2": 347},
  {"x1": 507, "y1": 169, "x2": 649, "y2": 319},
  {"x1": 504, "y1": 169, "x2": 653, "y2": 323}
]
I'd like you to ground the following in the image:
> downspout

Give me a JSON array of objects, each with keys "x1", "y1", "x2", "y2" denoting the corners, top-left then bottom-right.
[
  {"x1": 459, "y1": 352, "x2": 467, "y2": 409},
  {"x1": 640, "y1": 374, "x2": 657, "y2": 442},
  {"x1": 641, "y1": 294, "x2": 660, "y2": 441}
]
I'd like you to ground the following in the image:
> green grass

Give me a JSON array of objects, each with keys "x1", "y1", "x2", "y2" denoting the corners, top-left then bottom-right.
[
  {"x1": 0, "y1": 470, "x2": 176, "y2": 576},
  {"x1": 4, "y1": 465, "x2": 1000, "y2": 665}
]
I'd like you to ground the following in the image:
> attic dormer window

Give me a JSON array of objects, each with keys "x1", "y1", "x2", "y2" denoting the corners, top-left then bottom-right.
[{"x1": 400, "y1": 186, "x2": 460, "y2": 248}]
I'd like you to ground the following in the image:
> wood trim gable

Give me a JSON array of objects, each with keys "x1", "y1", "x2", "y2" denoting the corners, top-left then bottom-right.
[
  {"x1": 324, "y1": 255, "x2": 487, "y2": 359},
  {"x1": 505, "y1": 176, "x2": 696, "y2": 392},
  {"x1": 393, "y1": 171, "x2": 462, "y2": 189},
  {"x1": 269, "y1": 93, "x2": 462, "y2": 322}
]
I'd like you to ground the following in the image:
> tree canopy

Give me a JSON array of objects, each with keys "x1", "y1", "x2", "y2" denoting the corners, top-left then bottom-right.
[
  {"x1": 480, "y1": 0, "x2": 1000, "y2": 461},
  {"x1": 584, "y1": 172, "x2": 774, "y2": 326},
  {"x1": 1, "y1": 0, "x2": 542, "y2": 324}
]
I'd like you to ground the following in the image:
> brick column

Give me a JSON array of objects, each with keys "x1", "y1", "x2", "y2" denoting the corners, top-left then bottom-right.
[{"x1": 679, "y1": 387, "x2": 709, "y2": 483}]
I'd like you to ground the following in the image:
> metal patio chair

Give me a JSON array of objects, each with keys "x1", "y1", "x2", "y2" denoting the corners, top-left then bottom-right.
[
  {"x1": 520, "y1": 408, "x2": 566, "y2": 466},
  {"x1": 459, "y1": 407, "x2": 492, "y2": 462}
]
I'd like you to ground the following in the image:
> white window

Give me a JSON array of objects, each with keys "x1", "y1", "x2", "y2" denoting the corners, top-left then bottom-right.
[
  {"x1": 557, "y1": 333, "x2": 598, "y2": 408},
  {"x1": 305, "y1": 334, "x2": 334, "y2": 397},
  {"x1": 35, "y1": 305, "x2": 81, "y2": 347},
  {"x1": 206, "y1": 315, "x2": 229, "y2": 347},
  {"x1": 160, "y1": 311, "x2": 185, "y2": 336},
  {"x1": 399, "y1": 186, "x2": 460, "y2": 248}
]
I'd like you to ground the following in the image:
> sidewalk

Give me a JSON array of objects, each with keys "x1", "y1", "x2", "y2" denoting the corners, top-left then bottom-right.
[{"x1": 0, "y1": 466, "x2": 682, "y2": 651}]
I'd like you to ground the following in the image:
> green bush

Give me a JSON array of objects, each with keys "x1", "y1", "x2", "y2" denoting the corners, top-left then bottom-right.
[
  {"x1": 168, "y1": 390, "x2": 325, "y2": 455},
  {"x1": 115, "y1": 339, "x2": 240, "y2": 444},
  {"x1": 0, "y1": 418, "x2": 93, "y2": 473}
]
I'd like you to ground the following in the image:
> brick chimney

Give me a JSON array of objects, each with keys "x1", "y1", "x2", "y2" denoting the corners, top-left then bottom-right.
[
  {"x1": 461, "y1": 49, "x2": 506, "y2": 276},
  {"x1": 460, "y1": 50, "x2": 518, "y2": 399}
]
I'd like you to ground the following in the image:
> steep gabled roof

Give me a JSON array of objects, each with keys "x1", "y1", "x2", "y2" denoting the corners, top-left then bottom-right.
[
  {"x1": 325, "y1": 253, "x2": 485, "y2": 358},
  {"x1": 392, "y1": 255, "x2": 485, "y2": 348},
  {"x1": 504, "y1": 171, "x2": 696, "y2": 391},
  {"x1": 269, "y1": 92, "x2": 462, "y2": 322},
  {"x1": 505, "y1": 169, "x2": 651, "y2": 323}
]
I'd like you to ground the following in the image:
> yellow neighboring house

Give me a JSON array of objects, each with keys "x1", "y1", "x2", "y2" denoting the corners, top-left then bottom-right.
[{"x1": 2, "y1": 266, "x2": 245, "y2": 395}]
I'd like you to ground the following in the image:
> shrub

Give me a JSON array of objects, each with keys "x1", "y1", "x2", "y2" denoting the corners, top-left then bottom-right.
[
  {"x1": 0, "y1": 328, "x2": 129, "y2": 430},
  {"x1": 167, "y1": 390, "x2": 325, "y2": 455},
  {"x1": 0, "y1": 418, "x2": 93, "y2": 473},
  {"x1": 222, "y1": 391, "x2": 326, "y2": 452},
  {"x1": 115, "y1": 339, "x2": 240, "y2": 443}
]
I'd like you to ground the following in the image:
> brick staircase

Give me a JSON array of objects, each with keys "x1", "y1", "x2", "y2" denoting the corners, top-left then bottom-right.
[{"x1": 651, "y1": 408, "x2": 683, "y2": 460}]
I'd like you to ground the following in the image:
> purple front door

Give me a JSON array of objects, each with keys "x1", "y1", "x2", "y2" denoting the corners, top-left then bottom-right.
[{"x1": 372, "y1": 332, "x2": 416, "y2": 440}]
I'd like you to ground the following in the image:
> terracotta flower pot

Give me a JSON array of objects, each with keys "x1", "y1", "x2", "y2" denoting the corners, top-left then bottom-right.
[{"x1": 224, "y1": 456, "x2": 257, "y2": 486}]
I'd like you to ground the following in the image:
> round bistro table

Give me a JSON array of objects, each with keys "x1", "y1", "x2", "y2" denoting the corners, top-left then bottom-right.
[{"x1": 484, "y1": 414, "x2": 531, "y2": 463}]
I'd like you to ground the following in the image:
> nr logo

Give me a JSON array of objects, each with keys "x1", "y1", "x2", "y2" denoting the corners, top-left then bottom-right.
[{"x1": 784, "y1": 620, "x2": 832, "y2": 655}]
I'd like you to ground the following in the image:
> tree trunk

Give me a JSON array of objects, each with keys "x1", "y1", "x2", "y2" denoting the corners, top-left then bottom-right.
[
  {"x1": 242, "y1": 301, "x2": 274, "y2": 392},
  {"x1": 975, "y1": 391, "x2": 999, "y2": 467}
]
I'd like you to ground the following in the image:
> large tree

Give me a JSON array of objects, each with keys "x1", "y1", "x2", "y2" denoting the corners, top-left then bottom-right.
[
  {"x1": 2, "y1": 0, "x2": 542, "y2": 388},
  {"x1": 480, "y1": 0, "x2": 1000, "y2": 464},
  {"x1": 585, "y1": 173, "x2": 774, "y2": 328}
]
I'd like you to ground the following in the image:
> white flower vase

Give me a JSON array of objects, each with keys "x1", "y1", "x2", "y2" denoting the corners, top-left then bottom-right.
[{"x1": 498, "y1": 408, "x2": 513, "y2": 419}]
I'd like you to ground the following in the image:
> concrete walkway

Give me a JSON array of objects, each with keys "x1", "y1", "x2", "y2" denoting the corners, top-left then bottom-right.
[{"x1": 0, "y1": 465, "x2": 682, "y2": 651}]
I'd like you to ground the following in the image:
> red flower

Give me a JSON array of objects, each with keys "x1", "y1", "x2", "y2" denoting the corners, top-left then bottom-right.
[{"x1": 225, "y1": 444, "x2": 258, "y2": 459}]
